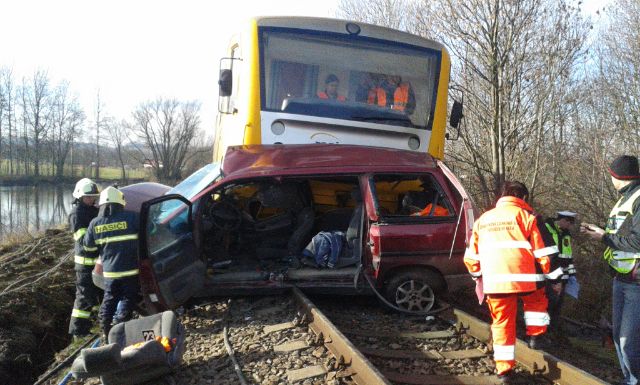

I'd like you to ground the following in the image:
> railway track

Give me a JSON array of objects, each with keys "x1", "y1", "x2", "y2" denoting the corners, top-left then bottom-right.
[{"x1": 63, "y1": 288, "x2": 610, "y2": 385}]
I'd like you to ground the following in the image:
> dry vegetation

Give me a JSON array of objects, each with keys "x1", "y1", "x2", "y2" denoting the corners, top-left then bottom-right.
[{"x1": 0, "y1": 228, "x2": 75, "y2": 385}]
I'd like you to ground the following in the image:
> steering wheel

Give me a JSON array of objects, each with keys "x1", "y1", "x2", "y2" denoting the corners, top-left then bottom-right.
[{"x1": 208, "y1": 200, "x2": 242, "y2": 231}]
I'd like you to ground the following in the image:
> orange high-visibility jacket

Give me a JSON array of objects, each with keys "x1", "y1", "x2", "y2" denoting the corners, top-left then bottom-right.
[
  {"x1": 414, "y1": 203, "x2": 450, "y2": 217},
  {"x1": 464, "y1": 197, "x2": 560, "y2": 294},
  {"x1": 367, "y1": 83, "x2": 410, "y2": 111},
  {"x1": 317, "y1": 92, "x2": 346, "y2": 101}
]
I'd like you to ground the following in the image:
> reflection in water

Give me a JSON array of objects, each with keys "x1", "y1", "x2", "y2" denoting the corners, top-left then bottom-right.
[{"x1": 0, "y1": 185, "x2": 74, "y2": 242}]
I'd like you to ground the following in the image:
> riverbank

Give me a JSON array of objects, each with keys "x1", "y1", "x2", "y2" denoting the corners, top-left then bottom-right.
[
  {"x1": 0, "y1": 228, "x2": 76, "y2": 385},
  {"x1": 0, "y1": 175, "x2": 148, "y2": 186}
]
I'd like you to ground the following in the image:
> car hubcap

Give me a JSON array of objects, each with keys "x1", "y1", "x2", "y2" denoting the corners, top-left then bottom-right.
[{"x1": 395, "y1": 279, "x2": 435, "y2": 312}]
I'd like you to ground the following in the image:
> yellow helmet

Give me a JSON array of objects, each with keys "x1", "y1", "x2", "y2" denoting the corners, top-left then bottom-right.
[
  {"x1": 99, "y1": 186, "x2": 126, "y2": 206},
  {"x1": 72, "y1": 178, "x2": 100, "y2": 199}
]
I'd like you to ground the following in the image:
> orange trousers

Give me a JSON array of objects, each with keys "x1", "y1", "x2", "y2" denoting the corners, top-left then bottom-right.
[{"x1": 486, "y1": 287, "x2": 549, "y2": 375}]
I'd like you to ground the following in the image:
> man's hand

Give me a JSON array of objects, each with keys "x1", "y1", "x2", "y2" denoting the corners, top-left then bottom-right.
[{"x1": 580, "y1": 223, "x2": 605, "y2": 241}]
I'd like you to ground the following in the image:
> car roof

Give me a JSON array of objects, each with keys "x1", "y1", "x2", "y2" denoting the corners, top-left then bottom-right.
[{"x1": 222, "y1": 144, "x2": 438, "y2": 178}]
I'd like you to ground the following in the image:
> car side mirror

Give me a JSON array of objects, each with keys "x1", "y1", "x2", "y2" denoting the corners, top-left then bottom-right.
[{"x1": 219, "y1": 69, "x2": 233, "y2": 97}]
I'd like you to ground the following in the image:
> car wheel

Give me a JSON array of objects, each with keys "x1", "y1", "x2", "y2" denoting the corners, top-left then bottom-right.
[{"x1": 384, "y1": 270, "x2": 441, "y2": 313}]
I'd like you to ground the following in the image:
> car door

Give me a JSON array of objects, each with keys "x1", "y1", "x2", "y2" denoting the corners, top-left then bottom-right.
[
  {"x1": 139, "y1": 194, "x2": 205, "y2": 311},
  {"x1": 361, "y1": 173, "x2": 464, "y2": 277}
]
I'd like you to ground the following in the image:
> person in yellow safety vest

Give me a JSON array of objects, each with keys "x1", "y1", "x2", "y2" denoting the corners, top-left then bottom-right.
[
  {"x1": 84, "y1": 186, "x2": 140, "y2": 341},
  {"x1": 464, "y1": 181, "x2": 562, "y2": 384},
  {"x1": 543, "y1": 211, "x2": 577, "y2": 336},
  {"x1": 367, "y1": 74, "x2": 416, "y2": 114},
  {"x1": 316, "y1": 74, "x2": 346, "y2": 101},
  {"x1": 68, "y1": 178, "x2": 101, "y2": 338},
  {"x1": 581, "y1": 155, "x2": 640, "y2": 385}
]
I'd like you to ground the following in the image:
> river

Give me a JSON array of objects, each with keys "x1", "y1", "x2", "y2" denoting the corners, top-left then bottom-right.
[{"x1": 0, "y1": 184, "x2": 74, "y2": 243}]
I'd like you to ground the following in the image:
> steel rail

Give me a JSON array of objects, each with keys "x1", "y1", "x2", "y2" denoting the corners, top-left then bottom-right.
[
  {"x1": 292, "y1": 287, "x2": 391, "y2": 385},
  {"x1": 440, "y1": 305, "x2": 611, "y2": 385}
]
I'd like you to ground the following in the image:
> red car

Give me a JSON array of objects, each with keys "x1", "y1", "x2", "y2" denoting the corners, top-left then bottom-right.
[{"x1": 124, "y1": 144, "x2": 476, "y2": 314}]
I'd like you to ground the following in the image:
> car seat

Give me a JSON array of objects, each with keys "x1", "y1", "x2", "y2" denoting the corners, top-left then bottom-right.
[
  {"x1": 71, "y1": 311, "x2": 185, "y2": 385},
  {"x1": 334, "y1": 188, "x2": 363, "y2": 268}
]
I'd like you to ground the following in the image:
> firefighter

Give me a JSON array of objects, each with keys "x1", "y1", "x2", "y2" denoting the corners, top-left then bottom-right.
[
  {"x1": 581, "y1": 155, "x2": 640, "y2": 385},
  {"x1": 544, "y1": 211, "x2": 577, "y2": 335},
  {"x1": 84, "y1": 186, "x2": 140, "y2": 341},
  {"x1": 464, "y1": 181, "x2": 563, "y2": 384},
  {"x1": 68, "y1": 178, "x2": 100, "y2": 337}
]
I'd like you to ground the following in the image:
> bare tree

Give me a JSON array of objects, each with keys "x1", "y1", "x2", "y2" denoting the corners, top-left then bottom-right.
[
  {"x1": 93, "y1": 91, "x2": 106, "y2": 180},
  {"x1": 105, "y1": 119, "x2": 129, "y2": 181},
  {"x1": 20, "y1": 70, "x2": 52, "y2": 177},
  {"x1": 1, "y1": 68, "x2": 16, "y2": 175},
  {"x1": 50, "y1": 81, "x2": 85, "y2": 179},
  {"x1": 132, "y1": 98, "x2": 201, "y2": 183}
]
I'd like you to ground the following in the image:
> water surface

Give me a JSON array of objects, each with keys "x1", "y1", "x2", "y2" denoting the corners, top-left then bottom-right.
[{"x1": 0, "y1": 185, "x2": 74, "y2": 243}]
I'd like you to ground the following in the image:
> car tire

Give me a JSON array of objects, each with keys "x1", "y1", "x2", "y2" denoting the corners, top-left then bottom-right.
[{"x1": 384, "y1": 269, "x2": 442, "y2": 313}]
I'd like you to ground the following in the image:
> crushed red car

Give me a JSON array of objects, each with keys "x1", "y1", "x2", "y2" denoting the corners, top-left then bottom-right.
[{"x1": 105, "y1": 144, "x2": 477, "y2": 314}]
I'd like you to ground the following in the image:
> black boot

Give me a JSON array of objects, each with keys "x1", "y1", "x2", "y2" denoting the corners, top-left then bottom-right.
[
  {"x1": 101, "y1": 324, "x2": 111, "y2": 345},
  {"x1": 527, "y1": 334, "x2": 551, "y2": 350},
  {"x1": 497, "y1": 370, "x2": 514, "y2": 384}
]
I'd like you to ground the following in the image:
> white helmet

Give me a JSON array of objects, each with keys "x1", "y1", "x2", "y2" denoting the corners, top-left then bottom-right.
[
  {"x1": 99, "y1": 186, "x2": 126, "y2": 206},
  {"x1": 72, "y1": 178, "x2": 100, "y2": 199}
]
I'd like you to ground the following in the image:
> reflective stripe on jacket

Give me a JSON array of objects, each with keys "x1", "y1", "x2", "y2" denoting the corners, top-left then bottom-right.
[
  {"x1": 604, "y1": 187, "x2": 640, "y2": 273},
  {"x1": 69, "y1": 202, "x2": 99, "y2": 271},
  {"x1": 464, "y1": 196, "x2": 560, "y2": 293},
  {"x1": 84, "y1": 209, "x2": 139, "y2": 279}
]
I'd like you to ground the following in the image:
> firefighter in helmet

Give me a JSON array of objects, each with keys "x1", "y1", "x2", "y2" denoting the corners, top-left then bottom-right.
[
  {"x1": 84, "y1": 186, "x2": 140, "y2": 341},
  {"x1": 68, "y1": 178, "x2": 101, "y2": 337}
]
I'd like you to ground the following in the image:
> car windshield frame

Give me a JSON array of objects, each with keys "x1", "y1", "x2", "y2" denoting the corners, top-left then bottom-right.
[
  {"x1": 166, "y1": 163, "x2": 222, "y2": 201},
  {"x1": 259, "y1": 26, "x2": 442, "y2": 130},
  {"x1": 153, "y1": 163, "x2": 221, "y2": 224}
]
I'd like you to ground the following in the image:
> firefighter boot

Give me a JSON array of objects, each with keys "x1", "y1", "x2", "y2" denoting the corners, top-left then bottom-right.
[{"x1": 101, "y1": 324, "x2": 111, "y2": 345}]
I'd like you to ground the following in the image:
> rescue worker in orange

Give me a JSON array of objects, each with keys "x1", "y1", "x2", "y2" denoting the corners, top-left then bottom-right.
[
  {"x1": 317, "y1": 74, "x2": 346, "y2": 101},
  {"x1": 464, "y1": 181, "x2": 563, "y2": 384},
  {"x1": 368, "y1": 74, "x2": 416, "y2": 114},
  {"x1": 411, "y1": 183, "x2": 450, "y2": 217}
]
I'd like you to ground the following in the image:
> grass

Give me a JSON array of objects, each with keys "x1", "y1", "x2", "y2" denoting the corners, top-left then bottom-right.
[{"x1": 0, "y1": 159, "x2": 148, "y2": 181}]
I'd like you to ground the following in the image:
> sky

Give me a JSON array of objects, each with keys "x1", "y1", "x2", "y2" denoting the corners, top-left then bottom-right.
[
  {"x1": 0, "y1": 0, "x2": 610, "y2": 141},
  {"x1": 0, "y1": 0, "x2": 341, "y2": 139}
]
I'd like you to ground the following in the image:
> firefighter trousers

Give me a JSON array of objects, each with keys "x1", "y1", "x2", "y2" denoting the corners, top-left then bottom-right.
[
  {"x1": 69, "y1": 270, "x2": 102, "y2": 336},
  {"x1": 99, "y1": 276, "x2": 140, "y2": 334},
  {"x1": 486, "y1": 287, "x2": 549, "y2": 375}
]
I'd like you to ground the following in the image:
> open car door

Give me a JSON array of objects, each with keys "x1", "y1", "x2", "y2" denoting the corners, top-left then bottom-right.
[{"x1": 139, "y1": 194, "x2": 205, "y2": 311}]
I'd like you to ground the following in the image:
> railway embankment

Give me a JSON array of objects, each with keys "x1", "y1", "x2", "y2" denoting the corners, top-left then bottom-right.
[{"x1": 0, "y1": 228, "x2": 76, "y2": 385}]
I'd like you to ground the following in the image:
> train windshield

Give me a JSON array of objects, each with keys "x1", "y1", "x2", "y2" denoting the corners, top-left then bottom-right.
[{"x1": 259, "y1": 27, "x2": 442, "y2": 130}]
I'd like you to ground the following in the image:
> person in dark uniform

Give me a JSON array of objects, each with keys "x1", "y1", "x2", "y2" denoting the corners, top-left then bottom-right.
[
  {"x1": 84, "y1": 186, "x2": 140, "y2": 340},
  {"x1": 68, "y1": 178, "x2": 100, "y2": 338},
  {"x1": 544, "y1": 211, "x2": 577, "y2": 336}
]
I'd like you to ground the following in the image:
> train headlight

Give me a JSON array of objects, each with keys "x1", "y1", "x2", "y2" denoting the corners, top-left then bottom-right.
[
  {"x1": 408, "y1": 137, "x2": 420, "y2": 150},
  {"x1": 271, "y1": 121, "x2": 285, "y2": 136}
]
